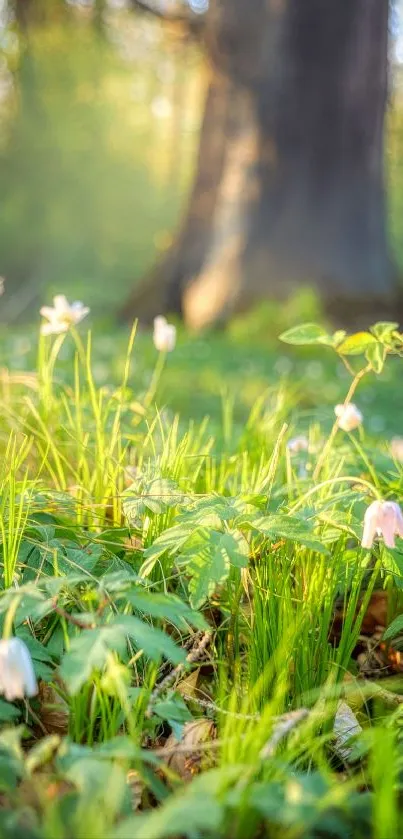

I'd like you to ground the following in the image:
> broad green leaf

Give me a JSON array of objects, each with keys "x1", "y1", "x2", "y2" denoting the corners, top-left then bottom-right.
[
  {"x1": 126, "y1": 590, "x2": 207, "y2": 630},
  {"x1": 279, "y1": 323, "x2": 332, "y2": 346},
  {"x1": 60, "y1": 626, "x2": 127, "y2": 694},
  {"x1": 140, "y1": 525, "x2": 195, "y2": 577},
  {"x1": 153, "y1": 695, "x2": 193, "y2": 724},
  {"x1": 123, "y1": 478, "x2": 189, "y2": 522},
  {"x1": 25, "y1": 736, "x2": 61, "y2": 774},
  {"x1": 331, "y1": 330, "x2": 347, "y2": 347},
  {"x1": 216, "y1": 530, "x2": 250, "y2": 568},
  {"x1": 0, "y1": 701, "x2": 21, "y2": 723},
  {"x1": 365, "y1": 342, "x2": 386, "y2": 374},
  {"x1": 383, "y1": 614, "x2": 403, "y2": 641},
  {"x1": 337, "y1": 332, "x2": 377, "y2": 356},
  {"x1": 61, "y1": 616, "x2": 184, "y2": 694},
  {"x1": 115, "y1": 616, "x2": 185, "y2": 666},
  {"x1": 370, "y1": 321, "x2": 399, "y2": 343},
  {"x1": 247, "y1": 514, "x2": 328, "y2": 554},
  {"x1": 188, "y1": 541, "x2": 229, "y2": 610},
  {"x1": 110, "y1": 768, "x2": 234, "y2": 839},
  {"x1": 179, "y1": 529, "x2": 250, "y2": 609}
]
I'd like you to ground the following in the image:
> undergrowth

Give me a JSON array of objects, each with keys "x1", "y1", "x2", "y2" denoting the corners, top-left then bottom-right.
[{"x1": 0, "y1": 309, "x2": 403, "y2": 838}]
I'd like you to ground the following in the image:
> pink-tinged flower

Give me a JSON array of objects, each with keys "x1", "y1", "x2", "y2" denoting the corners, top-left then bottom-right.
[
  {"x1": 153, "y1": 316, "x2": 176, "y2": 352},
  {"x1": 40, "y1": 295, "x2": 89, "y2": 336},
  {"x1": 287, "y1": 435, "x2": 309, "y2": 454},
  {"x1": 361, "y1": 500, "x2": 403, "y2": 550},
  {"x1": 0, "y1": 637, "x2": 38, "y2": 701},
  {"x1": 334, "y1": 403, "x2": 363, "y2": 432},
  {"x1": 390, "y1": 437, "x2": 403, "y2": 463}
]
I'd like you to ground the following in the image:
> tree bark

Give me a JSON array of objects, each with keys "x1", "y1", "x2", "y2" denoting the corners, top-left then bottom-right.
[{"x1": 122, "y1": 0, "x2": 395, "y2": 329}]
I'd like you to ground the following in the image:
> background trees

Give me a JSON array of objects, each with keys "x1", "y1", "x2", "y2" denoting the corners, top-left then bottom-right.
[{"x1": 123, "y1": 0, "x2": 394, "y2": 329}]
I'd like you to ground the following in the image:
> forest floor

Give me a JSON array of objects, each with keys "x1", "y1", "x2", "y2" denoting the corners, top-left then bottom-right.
[{"x1": 0, "y1": 297, "x2": 403, "y2": 838}]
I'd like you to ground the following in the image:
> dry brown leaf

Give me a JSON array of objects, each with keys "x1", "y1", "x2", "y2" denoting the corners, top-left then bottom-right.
[
  {"x1": 127, "y1": 770, "x2": 144, "y2": 811},
  {"x1": 176, "y1": 668, "x2": 200, "y2": 700},
  {"x1": 161, "y1": 719, "x2": 216, "y2": 781},
  {"x1": 37, "y1": 680, "x2": 69, "y2": 735},
  {"x1": 361, "y1": 591, "x2": 388, "y2": 634}
]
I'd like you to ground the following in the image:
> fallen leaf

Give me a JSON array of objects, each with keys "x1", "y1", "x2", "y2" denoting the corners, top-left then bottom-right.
[
  {"x1": 161, "y1": 719, "x2": 216, "y2": 781},
  {"x1": 333, "y1": 701, "x2": 362, "y2": 763}
]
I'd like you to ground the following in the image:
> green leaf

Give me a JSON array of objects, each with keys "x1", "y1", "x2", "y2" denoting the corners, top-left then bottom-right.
[
  {"x1": 60, "y1": 616, "x2": 184, "y2": 695},
  {"x1": 116, "y1": 616, "x2": 185, "y2": 666},
  {"x1": 247, "y1": 514, "x2": 328, "y2": 554},
  {"x1": 279, "y1": 323, "x2": 332, "y2": 346},
  {"x1": 0, "y1": 701, "x2": 21, "y2": 723},
  {"x1": 383, "y1": 615, "x2": 403, "y2": 641},
  {"x1": 111, "y1": 768, "x2": 232, "y2": 839},
  {"x1": 179, "y1": 529, "x2": 250, "y2": 609},
  {"x1": 153, "y1": 695, "x2": 193, "y2": 724},
  {"x1": 337, "y1": 332, "x2": 378, "y2": 356},
  {"x1": 188, "y1": 537, "x2": 230, "y2": 610},
  {"x1": 123, "y1": 478, "x2": 189, "y2": 523},
  {"x1": 370, "y1": 322, "x2": 399, "y2": 343},
  {"x1": 140, "y1": 525, "x2": 195, "y2": 577},
  {"x1": 60, "y1": 626, "x2": 127, "y2": 694},
  {"x1": 126, "y1": 591, "x2": 207, "y2": 630},
  {"x1": 217, "y1": 530, "x2": 250, "y2": 568},
  {"x1": 365, "y1": 342, "x2": 386, "y2": 374}
]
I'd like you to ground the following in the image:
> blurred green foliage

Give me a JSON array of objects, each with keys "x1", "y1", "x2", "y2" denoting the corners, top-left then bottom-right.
[{"x1": 0, "y1": 5, "x2": 202, "y2": 315}]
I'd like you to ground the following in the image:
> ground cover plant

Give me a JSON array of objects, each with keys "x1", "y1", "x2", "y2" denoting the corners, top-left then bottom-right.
[{"x1": 0, "y1": 298, "x2": 403, "y2": 838}]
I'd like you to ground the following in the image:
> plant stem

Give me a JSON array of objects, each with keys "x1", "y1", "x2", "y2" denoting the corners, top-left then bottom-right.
[{"x1": 313, "y1": 362, "x2": 372, "y2": 481}]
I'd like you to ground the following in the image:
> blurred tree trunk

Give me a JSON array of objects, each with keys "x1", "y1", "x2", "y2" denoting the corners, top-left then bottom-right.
[
  {"x1": 14, "y1": 0, "x2": 66, "y2": 30},
  {"x1": 122, "y1": 0, "x2": 395, "y2": 329}
]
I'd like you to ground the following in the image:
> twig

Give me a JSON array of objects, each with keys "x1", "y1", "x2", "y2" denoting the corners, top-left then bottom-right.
[
  {"x1": 146, "y1": 630, "x2": 212, "y2": 717},
  {"x1": 52, "y1": 602, "x2": 96, "y2": 630},
  {"x1": 153, "y1": 709, "x2": 309, "y2": 760},
  {"x1": 181, "y1": 692, "x2": 258, "y2": 720},
  {"x1": 129, "y1": 0, "x2": 205, "y2": 32},
  {"x1": 259, "y1": 708, "x2": 309, "y2": 759}
]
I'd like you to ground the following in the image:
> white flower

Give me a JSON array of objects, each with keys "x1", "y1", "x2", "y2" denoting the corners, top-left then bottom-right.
[
  {"x1": 390, "y1": 437, "x2": 403, "y2": 463},
  {"x1": 40, "y1": 295, "x2": 89, "y2": 336},
  {"x1": 334, "y1": 403, "x2": 363, "y2": 432},
  {"x1": 287, "y1": 435, "x2": 309, "y2": 454},
  {"x1": 153, "y1": 316, "x2": 176, "y2": 352},
  {"x1": 361, "y1": 500, "x2": 403, "y2": 550},
  {"x1": 0, "y1": 637, "x2": 38, "y2": 701}
]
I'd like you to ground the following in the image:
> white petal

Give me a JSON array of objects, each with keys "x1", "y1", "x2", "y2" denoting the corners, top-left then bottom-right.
[
  {"x1": 41, "y1": 321, "x2": 66, "y2": 336},
  {"x1": 53, "y1": 295, "x2": 70, "y2": 313},
  {"x1": 39, "y1": 306, "x2": 56, "y2": 320},
  {"x1": 12, "y1": 639, "x2": 38, "y2": 697},
  {"x1": 361, "y1": 500, "x2": 382, "y2": 549},
  {"x1": 154, "y1": 316, "x2": 167, "y2": 331}
]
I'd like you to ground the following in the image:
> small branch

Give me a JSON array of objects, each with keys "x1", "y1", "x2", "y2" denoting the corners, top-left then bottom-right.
[
  {"x1": 52, "y1": 601, "x2": 96, "y2": 630},
  {"x1": 146, "y1": 630, "x2": 212, "y2": 717},
  {"x1": 129, "y1": 0, "x2": 205, "y2": 33},
  {"x1": 259, "y1": 708, "x2": 309, "y2": 759},
  {"x1": 313, "y1": 363, "x2": 372, "y2": 481}
]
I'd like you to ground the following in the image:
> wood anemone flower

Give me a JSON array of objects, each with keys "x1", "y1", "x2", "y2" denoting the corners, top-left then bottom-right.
[
  {"x1": 390, "y1": 437, "x2": 403, "y2": 463},
  {"x1": 40, "y1": 294, "x2": 90, "y2": 336},
  {"x1": 153, "y1": 316, "x2": 176, "y2": 352},
  {"x1": 334, "y1": 403, "x2": 363, "y2": 432},
  {"x1": 287, "y1": 435, "x2": 309, "y2": 454},
  {"x1": 0, "y1": 637, "x2": 38, "y2": 701},
  {"x1": 361, "y1": 500, "x2": 403, "y2": 550}
]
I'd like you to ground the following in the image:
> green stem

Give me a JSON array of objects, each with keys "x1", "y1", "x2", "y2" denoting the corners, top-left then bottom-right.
[
  {"x1": 313, "y1": 362, "x2": 372, "y2": 481},
  {"x1": 289, "y1": 474, "x2": 380, "y2": 515},
  {"x1": 143, "y1": 351, "x2": 167, "y2": 410},
  {"x1": 3, "y1": 595, "x2": 21, "y2": 640}
]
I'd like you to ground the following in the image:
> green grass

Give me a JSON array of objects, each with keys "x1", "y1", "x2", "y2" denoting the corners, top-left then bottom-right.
[{"x1": 0, "y1": 305, "x2": 402, "y2": 837}]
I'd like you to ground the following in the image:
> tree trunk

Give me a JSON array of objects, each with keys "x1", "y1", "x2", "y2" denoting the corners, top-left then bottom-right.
[{"x1": 122, "y1": 0, "x2": 395, "y2": 329}]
